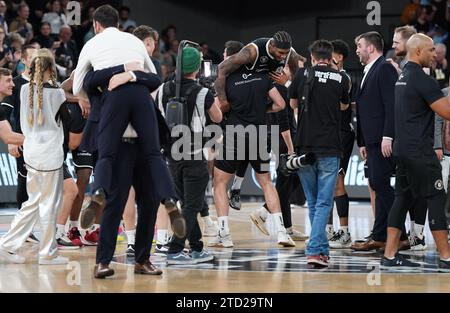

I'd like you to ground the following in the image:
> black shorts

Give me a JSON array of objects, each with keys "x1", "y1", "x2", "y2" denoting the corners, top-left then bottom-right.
[
  {"x1": 63, "y1": 162, "x2": 72, "y2": 180},
  {"x1": 395, "y1": 153, "x2": 444, "y2": 198},
  {"x1": 339, "y1": 131, "x2": 355, "y2": 175},
  {"x1": 72, "y1": 148, "x2": 94, "y2": 171},
  {"x1": 214, "y1": 132, "x2": 271, "y2": 175}
]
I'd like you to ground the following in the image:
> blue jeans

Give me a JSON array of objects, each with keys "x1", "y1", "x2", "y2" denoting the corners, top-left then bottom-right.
[{"x1": 298, "y1": 157, "x2": 340, "y2": 256}]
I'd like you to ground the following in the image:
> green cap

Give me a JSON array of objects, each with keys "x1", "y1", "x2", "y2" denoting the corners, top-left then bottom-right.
[{"x1": 182, "y1": 47, "x2": 201, "y2": 74}]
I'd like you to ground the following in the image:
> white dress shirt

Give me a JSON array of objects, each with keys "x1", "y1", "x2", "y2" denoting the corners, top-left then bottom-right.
[
  {"x1": 73, "y1": 27, "x2": 157, "y2": 138},
  {"x1": 360, "y1": 55, "x2": 381, "y2": 88}
]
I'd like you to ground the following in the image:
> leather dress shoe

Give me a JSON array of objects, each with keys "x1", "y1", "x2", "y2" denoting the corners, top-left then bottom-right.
[
  {"x1": 164, "y1": 199, "x2": 186, "y2": 238},
  {"x1": 94, "y1": 263, "x2": 114, "y2": 279},
  {"x1": 81, "y1": 189, "x2": 106, "y2": 229},
  {"x1": 134, "y1": 260, "x2": 163, "y2": 275},
  {"x1": 351, "y1": 239, "x2": 386, "y2": 251}
]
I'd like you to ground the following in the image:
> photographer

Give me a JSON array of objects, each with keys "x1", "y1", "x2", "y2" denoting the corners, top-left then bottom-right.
[{"x1": 155, "y1": 46, "x2": 222, "y2": 265}]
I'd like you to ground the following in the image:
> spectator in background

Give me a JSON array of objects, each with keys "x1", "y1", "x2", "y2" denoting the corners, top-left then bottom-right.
[
  {"x1": 401, "y1": 0, "x2": 421, "y2": 25},
  {"x1": 9, "y1": 3, "x2": 33, "y2": 43},
  {"x1": 82, "y1": 7, "x2": 96, "y2": 44},
  {"x1": 0, "y1": 1, "x2": 8, "y2": 34},
  {"x1": 33, "y1": 22, "x2": 56, "y2": 49},
  {"x1": 162, "y1": 39, "x2": 179, "y2": 74},
  {"x1": 430, "y1": 0, "x2": 450, "y2": 29},
  {"x1": 9, "y1": 32, "x2": 24, "y2": 75},
  {"x1": 133, "y1": 25, "x2": 162, "y2": 78},
  {"x1": 414, "y1": 5, "x2": 433, "y2": 34},
  {"x1": 119, "y1": 6, "x2": 136, "y2": 30},
  {"x1": 42, "y1": 0, "x2": 68, "y2": 37},
  {"x1": 0, "y1": 26, "x2": 12, "y2": 69},
  {"x1": 125, "y1": 25, "x2": 135, "y2": 34},
  {"x1": 432, "y1": 43, "x2": 449, "y2": 88},
  {"x1": 28, "y1": 0, "x2": 47, "y2": 34},
  {"x1": 55, "y1": 25, "x2": 78, "y2": 77},
  {"x1": 200, "y1": 42, "x2": 222, "y2": 64},
  {"x1": 159, "y1": 25, "x2": 177, "y2": 53}
]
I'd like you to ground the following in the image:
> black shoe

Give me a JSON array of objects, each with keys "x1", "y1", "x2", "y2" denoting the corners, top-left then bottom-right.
[
  {"x1": 80, "y1": 189, "x2": 106, "y2": 229},
  {"x1": 228, "y1": 189, "x2": 241, "y2": 210},
  {"x1": 126, "y1": 244, "x2": 135, "y2": 257},
  {"x1": 438, "y1": 259, "x2": 450, "y2": 272},
  {"x1": 380, "y1": 253, "x2": 421, "y2": 270},
  {"x1": 164, "y1": 199, "x2": 186, "y2": 239}
]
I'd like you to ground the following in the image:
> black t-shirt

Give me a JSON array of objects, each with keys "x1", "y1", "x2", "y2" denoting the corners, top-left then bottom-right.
[
  {"x1": 246, "y1": 38, "x2": 288, "y2": 74},
  {"x1": 67, "y1": 102, "x2": 86, "y2": 134},
  {"x1": 394, "y1": 62, "x2": 445, "y2": 158},
  {"x1": 340, "y1": 70, "x2": 353, "y2": 133},
  {"x1": 289, "y1": 64, "x2": 350, "y2": 157},
  {"x1": 2, "y1": 75, "x2": 29, "y2": 133},
  {"x1": 225, "y1": 67, "x2": 274, "y2": 126}
]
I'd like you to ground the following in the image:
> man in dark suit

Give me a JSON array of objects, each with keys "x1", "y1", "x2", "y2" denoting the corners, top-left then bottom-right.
[{"x1": 352, "y1": 31, "x2": 408, "y2": 251}]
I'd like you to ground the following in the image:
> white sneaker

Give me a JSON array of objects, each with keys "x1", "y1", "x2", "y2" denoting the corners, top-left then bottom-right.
[
  {"x1": 203, "y1": 220, "x2": 219, "y2": 237},
  {"x1": 39, "y1": 256, "x2": 70, "y2": 265},
  {"x1": 326, "y1": 227, "x2": 335, "y2": 240},
  {"x1": 287, "y1": 227, "x2": 309, "y2": 241},
  {"x1": 409, "y1": 234, "x2": 427, "y2": 251},
  {"x1": 277, "y1": 231, "x2": 296, "y2": 247},
  {"x1": 207, "y1": 231, "x2": 234, "y2": 248},
  {"x1": 250, "y1": 210, "x2": 269, "y2": 236},
  {"x1": 0, "y1": 249, "x2": 26, "y2": 264},
  {"x1": 329, "y1": 229, "x2": 352, "y2": 249}
]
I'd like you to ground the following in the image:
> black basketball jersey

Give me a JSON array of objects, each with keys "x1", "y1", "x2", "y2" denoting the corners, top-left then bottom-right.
[{"x1": 246, "y1": 38, "x2": 288, "y2": 74}]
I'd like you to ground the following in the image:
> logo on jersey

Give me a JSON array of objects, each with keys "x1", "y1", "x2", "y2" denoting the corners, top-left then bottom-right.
[
  {"x1": 260, "y1": 56, "x2": 268, "y2": 64},
  {"x1": 242, "y1": 73, "x2": 253, "y2": 80},
  {"x1": 435, "y1": 179, "x2": 444, "y2": 190}
]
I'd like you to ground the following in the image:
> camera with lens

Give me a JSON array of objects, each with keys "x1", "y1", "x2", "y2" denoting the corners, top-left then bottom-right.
[
  {"x1": 279, "y1": 152, "x2": 316, "y2": 176},
  {"x1": 198, "y1": 59, "x2": 218, "y2": 92}
]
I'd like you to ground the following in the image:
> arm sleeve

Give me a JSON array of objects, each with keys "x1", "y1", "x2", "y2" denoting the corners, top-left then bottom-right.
[
  {"x1": 83, "y1": 65, "x2": 125, "y2": 93},
  {"x1": 204, "y1": 90, "x2": 215, "y2": 111},
  {"x1": 133, "y1": 71, "x2": 162, "y2": 93},
  {"x1": 288, "y1": 69, "x2": 304, "y2": 100},
  {"x1": 378, "y1": 62, "x2": 397, "y2": 139},
  {"x1": 73, "y1": 43, "x2": 92, "y2": 98},
  {"x1": 435, "y1": 113, "x2": 444, "y2": 150},
  {"x1": 418, "y1": 75, "x2": 445, "y2": 106}
]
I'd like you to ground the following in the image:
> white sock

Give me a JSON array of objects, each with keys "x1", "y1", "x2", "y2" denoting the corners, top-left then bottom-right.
[
  {"x1": 341, "y1": 226, "x2": 349, "y2": 233},
  {"x1": 218, "y1": 216, "x2": 229, "y2": 235},
  {"x1": 257, "y1": 206, "x2": 269, "y2": 220},
  {"x1": 441, "y1": 257, "x2": 450, "y2": 261},
  {"x1": 272, "y1": 213, "x2": 285, "y2": 233},
  {"x1": 56, "y1": 224, "x2": 66, "y2": 239},
  {"x1": 91, "y1": 224, "x2": 100, "y2": 231},
  {"x1": 202, "y1": 215, "x2": 213, "y2": 226},
  {"x1": 157, "y1": 229, "x2": 168, "y2": 245},
  {"x1": 410, "y1": 221, "x2": 416, "y2": 235},
  {"x1": 414, "y1": 224, "x2": 424, "y2": 238},
  {"x1": 126, "y1": 230, "x2": 136, "y2": 245},
  {"x1": 231, "y1": 176, "x2": 244, "y2": 190},
  {"x1": 69, "y1": 220, "x2": 79, "y2": 229}
]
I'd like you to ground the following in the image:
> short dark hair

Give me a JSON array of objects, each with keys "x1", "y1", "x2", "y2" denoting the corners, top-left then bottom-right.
[
  {"x1": 120, "y1": 6, "x2": 130, "y2": 13},
  {"x1": 358, "y1": 31, "x2": 384, "y2": 52},
  {"x1": 309, "y1": 39, "x2": 333, "y2": 61},
  {"x1": 331, "y1": 39, "x2": 350, "y2": 59},
  {"x1": 272, "y1": 31, "x2": 292, "y2": 49},
  {"x1": 133, "y1": 25, "x2": 158, "y2": 41},
  {"x1": 224, "y1": 40, "x2": 244, "y2": 57},
  {"x1": 394, "y1": 25, "x2": 417, "y2": 41},
  {"x1": 0, "y1": 67, "x2": 11, "y2": 78},
  {"x1": 21, "y1": 44, "x2": 37, "y2": 57},
  {"x1": 40, "y1": 22, "x2": 51, "y2": 28},
  {"x1": 93, "y1": 5, "x2": 119, "y2": 29}
]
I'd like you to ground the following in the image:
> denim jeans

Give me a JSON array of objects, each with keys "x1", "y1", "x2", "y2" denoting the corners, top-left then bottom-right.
[{"x1": 298, "y1": 156, "x2": 340, "y2": 256}]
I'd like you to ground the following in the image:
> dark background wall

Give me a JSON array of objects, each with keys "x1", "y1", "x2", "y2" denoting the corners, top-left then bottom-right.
[{"x1": 123, "y1": 0, "x2": 409, "y2": 69}]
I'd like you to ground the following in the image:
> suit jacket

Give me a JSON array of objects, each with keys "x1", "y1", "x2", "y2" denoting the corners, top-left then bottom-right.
[{"x1": 356, "y1": 56, "x2": 397, "y2": 147}]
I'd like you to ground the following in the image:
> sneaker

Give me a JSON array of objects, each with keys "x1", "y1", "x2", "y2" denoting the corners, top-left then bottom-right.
[
  {"x1": 228, "y1": 189, "x2": 241, "y2": 210},
  {"x1": 250, "y1": 210, "x2": 269, "y2": 236},
  {"x1": 409, "y1": 234, "x2": 427, "y2": 251},
  {"x1": 0, "y1": 249, "x2": 26, "y2": 264},
  {"x1": 67, "y1": 227, "x2": 83, "y2": 247},
  {"x1": 26, "y1": 233, "x2": 39, "y2": 244},
  {"x1": 287, "y1": 227, "x2": 309, "y2": 241},
  {"x1": 277, "y1": 231, "x2": 296, "y2": 247},
  {"x1": 126, "y1": 244, "x2": 135, "y2": 257},
  {"x1": 191, "y1": 249, "x2": 214, "y2": 263},
  {"x1": 167, "y1": 251, "x2": 196, "y2": 265},
  {"x1": 39, "y1": 255, "x2": 69, "y2": 265},
  {"x1": 438, "y1": 259, "x2": 450, "y2": 272},
  {"x1": 57, "y1": 234, "x2": 81, "y2": 250},
  {"x1": 203, "y1": 220, "x2": 219, "y2": 237},
  {"x1": 320, "y1": 254, "x2": 330, "y2": 266},
  {"x1": 207, "y1": 231, "x2": 234, "y2": 248},
  {"x1": 329, "y1": 229, "x2": 352, "y2": 249},
  {"x1": 154, "y1": 243, "x2": 169, "y2": 256},
  {"x1": 326, "y1": 228, "x2": 335, "y2": 241},
  {"x1": 82, "y1": 228, "x2": 99, "y2": 246},
  {"x1": 306, "y1": 255, "x2": 328, "y2": 268},
  {"x1": 380, "y1": 253, "x2": 421, "y2": 270}
]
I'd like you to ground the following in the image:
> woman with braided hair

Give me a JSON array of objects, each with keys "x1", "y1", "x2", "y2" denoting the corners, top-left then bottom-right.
[{"x1": 0, "y1": 48, "x2": 69, "y2": 265}]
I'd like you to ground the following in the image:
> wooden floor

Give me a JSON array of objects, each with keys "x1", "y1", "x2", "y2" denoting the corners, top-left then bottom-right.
[{"x1": 0, "y1": 202, "x2": 449, "y2": 293}]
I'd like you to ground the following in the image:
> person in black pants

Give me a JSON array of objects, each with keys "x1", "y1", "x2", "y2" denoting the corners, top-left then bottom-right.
[
  {"x1": 381, "y1": 34, "x2": 450, "y2": 271},
  {"x1": 156, "y1": 47, "x2": 222, "y2": 265},
  {"x1": 83, "y1": 64, "x2": 165, "y2": 278}
]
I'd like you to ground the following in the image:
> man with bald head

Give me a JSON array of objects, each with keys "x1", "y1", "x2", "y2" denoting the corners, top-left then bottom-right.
[{"x1": 381, "y1": 34, "x2": 450, "y2": 271}]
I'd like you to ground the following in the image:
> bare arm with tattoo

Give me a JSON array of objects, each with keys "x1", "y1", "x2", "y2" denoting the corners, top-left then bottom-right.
[{"x1": 214, "y1": 44, "x2": 257, "y2": 111}]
